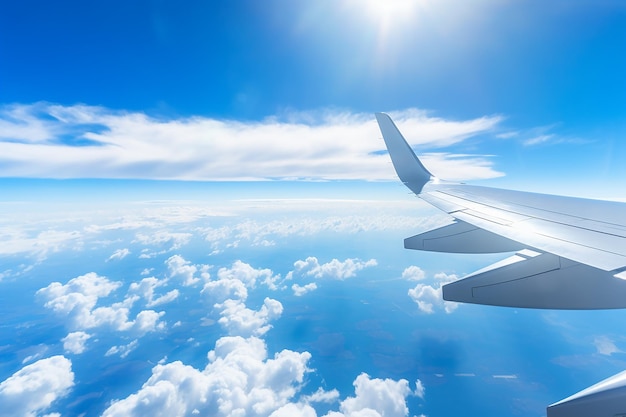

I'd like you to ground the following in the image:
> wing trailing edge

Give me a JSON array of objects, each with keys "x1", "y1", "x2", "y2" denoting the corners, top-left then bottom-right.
[
  {"x1": 443, "y1": 250, "x2": 626, "y2": 309},
  {"x1": 404, "y1": 220, "x2": 524, "y2": 253}
]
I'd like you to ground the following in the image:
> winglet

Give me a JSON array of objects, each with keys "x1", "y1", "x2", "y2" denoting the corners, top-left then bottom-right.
[{"x1": 375, "y1": 113, "x2": 433, "y2": 194}]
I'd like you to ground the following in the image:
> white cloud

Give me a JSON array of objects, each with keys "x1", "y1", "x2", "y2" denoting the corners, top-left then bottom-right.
[
  {"x1": 292, "y1": 283, "x2": 318, "y2": 296},
  {"x1": 134, "y1": 231, "x2": 192, "y2": 251},
  {"x1": 0, "y1": 103, "x2": 503, "y2": 181},
  {"x1": 408, "y1": 272, "x2": 459, "y2": 314},
  {"x1": 202, "y1": 277, "x2": 249, "y2": 303},
  {"x1": 594, "y1": 336, "x2": 622, "y2": 356},
  {"x1": 37, "y1": 272, "x2": 122, "y2": 327},
  {"x1": 216, "y1": 298, "x2": 284, "y2": 337},
  {"x1": 0, "y1": 355, "x2": 74, "y2": 417},
  {"x1": 289, "y1": 257, "x2": 377, "y2": 280},
  {"x1": 105, "y1": 340, "x2": 139, "y2": 359},
  {"x1": 102, "y1": 336, "x2": 312, "y2": 417},
  {"x1": 107, "y1": 248, "x2": 130, "y2": 261},
  {"x1": 37, "y1": 272, "x2": 166, "y2": 334},
  {"x1": 269, "y1": 403, "x2": 318, "y2": 417},
  {"x1": 523, "y1": 134, "x2": 554, "y2": 146},
  {"x1": 328, "y1": 373, "x2": 411, "y2": 417},
  {"x1": 414, "y1": 379, "x2": 425, "y2": 399},
  {"x1": 201, "y1": 260, "x2": 280, "y2": 303},
  {"x1": 0, "y1": 228, "x2": 82, "y2": 259},
  {"x1": 217, "y1": 260, "x2": 279, "y2": 289},
  {"x1": 149, "y1": 289, "x2": 180, "y2": 307},
  {"x1": 166, "y1": 255, "x2": 204, "y2": 286},
  {"x1": 302, "y1": 387, "x2": 340, "y2": 404},
  {"x1": 61, "y1": 331, "x2": 91, "y2": 354},
  {"x1": 401, "y1": 266, "x2": 426, "y2": 281},
  {"x1": 129, "y1": 277, "x2": 179, "y2": 307}
]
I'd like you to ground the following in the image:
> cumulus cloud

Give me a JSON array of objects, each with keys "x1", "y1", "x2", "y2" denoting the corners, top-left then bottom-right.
[
  {"x1": 217, "y1": 260, "x2": 280, "y2": 289},
  {"x1": 0, "y1": 103, "x2": 503, "y2": 181},
  {"x1": 101, "y1": 331, "x2": 414, "y2": 417},
  {"x1": 107, "y1": 248, "x2": 130, "y2": 261},
  {"x1": 202, "y1": 260, "x2": 281, "y2": 303},
  {"x1": 166, "y1": 255, "x2": 206, "y2": 286},
  {"x1": 37, "y1": 272, "x2": 166, "y2": 334},
  {"x1": 0, "y1": 356, "x2": 74, "y2": 417},
  {"x1": 129, "y1": 276, "x2": 179, "y2": 307},
  {"x1": 216, "y1": 298, "x2": 284, "y2": 337},
  {"x1": 61, "y1": 331, "x2": 91, "y2": 354},
  {"x1": 328, "y1": 373, "x2": 411, "y2": 417},
  {"x1": 102, "y1": 336, "x2": 311, "y2": 417},
  {"x1": 408, "y1": 272, "x2": 459, "y2": 314},
  {"x1": 292, "y1": 283, "x2": 318, "y2": 296},
  {"x1": 401, "y1": 266, "x2": 426, "y2": 281},
  {"x1": 289, "y1": 257, "x2": 377, "y2": 280}
]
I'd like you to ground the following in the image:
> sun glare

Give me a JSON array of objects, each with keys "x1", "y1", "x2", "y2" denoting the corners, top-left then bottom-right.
[{"x1": 363, "y1": 0, "x2": 420, "y2": 22}]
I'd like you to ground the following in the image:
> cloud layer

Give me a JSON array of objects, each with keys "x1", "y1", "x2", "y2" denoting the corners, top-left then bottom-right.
[{"x1": 0, "y1": 103, "x2": 503, "y2": 181}]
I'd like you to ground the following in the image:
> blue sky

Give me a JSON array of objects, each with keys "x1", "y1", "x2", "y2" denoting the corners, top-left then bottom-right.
[
  {"x1": 1, "y1": 0, "x2": 625, "y2": 196},
  {"x1": 1, "y1": 3, "x2": 626, "y2": 416}
]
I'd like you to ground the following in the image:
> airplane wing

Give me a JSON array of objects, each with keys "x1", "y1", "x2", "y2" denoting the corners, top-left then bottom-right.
[
  {"x1": 375, "y1": 112, "x2": 626, "y2": 310},
  {"x1": 377, "y1": 112, "x2": 626, "y2": 416}
]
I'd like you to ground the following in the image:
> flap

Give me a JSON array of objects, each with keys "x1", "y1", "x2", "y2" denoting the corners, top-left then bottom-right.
[
  {"x1": 404, "y1": 220, "x2": 524, "y2": 253},
  {"x1": 442, "y1": 250, "x2": 626, "y2": 309}
]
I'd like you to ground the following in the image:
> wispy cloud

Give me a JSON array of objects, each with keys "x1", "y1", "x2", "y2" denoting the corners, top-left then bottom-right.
[
  {"x1": 0, "y1": 103, "x2": 503, "y2": 181},
  {"x1": 594, "y1": 336, "x2": 622, "y2": 356}
]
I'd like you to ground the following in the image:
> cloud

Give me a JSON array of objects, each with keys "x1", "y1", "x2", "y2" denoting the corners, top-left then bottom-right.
[
  {"x1": 134, "y1": 231, "x2": 192, "y2": 251},
  {"x1": 0, "y1": 228, "x2": 82, "y2": 259},
  {"x1": 217, "y1": 260, "x2": 279, "y2": 289},
  {"x1": 105, "y1": 340, "x2": 139, "y2": 359},
  {"x1": 414, "y1": 379, "x2": 425, "y2": 399},
  {"x1": 101, "y1": 336, "x2": 312, "y2": 417},
  {"x1": 216, "y1": 298, "x2": 284, "y2": 337},
  {"x1": 523, "y1": 134, "x2": 555, "y2": 146},
  {"x1": 408, "y1": 272, "x2": 459, "y2": 314},
  {"x1": 107, "y1": 248, "x2": 130, "y2": 261},
  {"x1": 37, "y1": 272, "x2": 166, "y2": 335},
  {"x1": 401, "y1": 266, "x2": 426, "y2": 281},
  {"x1": 0, "y1": 355, "x2": 74, "y2": 417},
  {"x1": 166, "y1": 255, "x2": 205, "y2": 286},
  {"x1": 289, "y1": 257, "x2": 377, "y2": 280},
  {"x1": 0, "y1": 103, "x2": 503, "y2": 181},
  {"x1": 61, "y1": 331, "x2": 91, "y2": 354},
  {"x1": 329, "y1": 373, "x2": 411, "y2": 417},
  {"x1": 302, "y1": 387, "x2": 340, "y2": 404},
  {"x1": 292, "y1": 283, "x2": 318, "y2": 296},
  {"x1": 201, "y1": 260, "x2": 280, "y2": 303},
  {"x1": 129, "y1": 277, "x2": 179, "y2": 307},
  {"x1": 594, "y1": 336, "x2": 622, "y2": 356}
]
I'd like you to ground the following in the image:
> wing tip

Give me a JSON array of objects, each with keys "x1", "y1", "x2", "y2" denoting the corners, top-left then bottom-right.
[{"x1": 375, "y1": 112, "x2": 433, "y2": 194}]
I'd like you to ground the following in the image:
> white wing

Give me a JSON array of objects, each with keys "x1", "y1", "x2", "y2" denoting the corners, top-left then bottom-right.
[{"x1": 376, "y1": 112, "x2": 626, "y2": 310}]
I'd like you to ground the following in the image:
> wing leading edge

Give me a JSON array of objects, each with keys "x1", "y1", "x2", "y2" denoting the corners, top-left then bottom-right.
[{"x1": 375, "y1": 112, "x2": 626, "y2": 310}]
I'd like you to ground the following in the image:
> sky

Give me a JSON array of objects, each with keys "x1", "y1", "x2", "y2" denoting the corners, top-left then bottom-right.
[
  {"x1": 0, "y1": 0, "x2": 625, "y2": 194},
  {"x1": 1, "y1": 1, "x2": 626, "y2": 417}
]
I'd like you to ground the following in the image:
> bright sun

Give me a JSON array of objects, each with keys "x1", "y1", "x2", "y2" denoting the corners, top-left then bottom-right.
[{"x1": 362, "y1": 0, "x2": 421, "y2": 23}]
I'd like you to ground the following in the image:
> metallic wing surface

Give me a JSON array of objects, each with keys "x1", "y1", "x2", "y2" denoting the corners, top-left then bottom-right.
[
  {"x1": 375, "y1": 112, "x2": 626, "y2": 310},
  {"x1": 377, "y1": 112, "x2": 626, "y2": 416}
]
